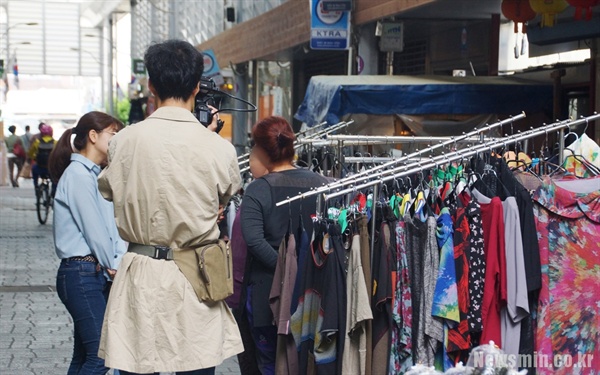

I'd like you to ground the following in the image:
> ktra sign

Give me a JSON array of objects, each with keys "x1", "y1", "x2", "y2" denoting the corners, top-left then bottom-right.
[{"x1": 310, "y1": 0, "x2": 351, "y2": 50}]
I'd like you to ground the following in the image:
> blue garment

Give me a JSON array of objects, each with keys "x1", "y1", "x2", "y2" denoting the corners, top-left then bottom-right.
[
  {"x1": 56, "y1": 259, "x2": 111, "y2": 375},
  {"x1": 32, "y1": 164, "x2": 56, "y2": 196},
  {"x1": 246, "y1": 285, "x2": 277, "y2": 375},
  {"x1": 53, "y1": 153, "x2": 126, "y2": 273}
]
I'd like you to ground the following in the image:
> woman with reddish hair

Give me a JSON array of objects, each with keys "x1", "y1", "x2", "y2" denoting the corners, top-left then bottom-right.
[{"x1": 240, "y1": 116, "x2": 329, "y2": 374}]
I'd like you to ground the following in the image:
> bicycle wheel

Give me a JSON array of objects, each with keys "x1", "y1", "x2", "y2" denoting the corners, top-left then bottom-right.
[{"x1": 37, "y1": 184, "x2": 50, "y2": 224}]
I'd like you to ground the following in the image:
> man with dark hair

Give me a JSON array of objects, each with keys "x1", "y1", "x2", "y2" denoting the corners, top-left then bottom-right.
[{"x1": 98, "y1": 40, "x2": 242, "y2": 375}]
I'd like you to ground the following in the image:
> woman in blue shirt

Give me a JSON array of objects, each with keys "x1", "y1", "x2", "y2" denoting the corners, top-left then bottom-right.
[{"x1": 48, "y1": 111, "x2": 126, "y2": 375}]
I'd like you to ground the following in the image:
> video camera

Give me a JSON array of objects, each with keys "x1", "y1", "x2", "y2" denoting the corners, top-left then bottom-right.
[
  {"x1": 193, "y1": 75, "x2": 258, "y2": 134},
  {"x1": 194, "y1": 76, "x2": 224, "y2": 133}
]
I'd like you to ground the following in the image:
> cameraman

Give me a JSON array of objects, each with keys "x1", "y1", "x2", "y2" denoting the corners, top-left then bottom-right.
[{"x1": 97, "y1": 40, "x2": 243, "y2": 375}]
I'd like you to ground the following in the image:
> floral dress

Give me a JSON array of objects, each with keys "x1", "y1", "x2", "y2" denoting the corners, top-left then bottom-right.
[{"x1": 532, "y1": 177, "x2": 600, "y2": 374}]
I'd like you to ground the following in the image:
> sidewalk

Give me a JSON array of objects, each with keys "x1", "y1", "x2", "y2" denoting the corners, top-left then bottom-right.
[{"x1": 0, "y1": 184, "x2": 241, "y2": 375}]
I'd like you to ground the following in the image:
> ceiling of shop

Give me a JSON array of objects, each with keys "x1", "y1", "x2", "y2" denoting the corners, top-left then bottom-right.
[
  {"x1": 397, "y1": 0, "x2": 599, "y2": 21},
  {"x1": 398, "y1": 0, "x2": 504, "y2": 20}
]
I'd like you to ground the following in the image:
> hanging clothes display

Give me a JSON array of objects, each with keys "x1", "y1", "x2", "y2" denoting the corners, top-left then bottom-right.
[
  {"x1": 532, "y1": 177, "x2": 600, "y2": 374},
  {"x1": 341, "y1": 228, "x2": 372, "y2": 375},
  {"x1": 260, "y1": 113, "x2": 600, "y2": 375},
  {"x1": 290, "y1": 221, "x2": 347, "y2": 375},
  {"x1": 269, "y1": 226, "x2": 299, "y2": 374},
  {"x1": 470, "y1": 189, "x2": 507, "y2": 348}
]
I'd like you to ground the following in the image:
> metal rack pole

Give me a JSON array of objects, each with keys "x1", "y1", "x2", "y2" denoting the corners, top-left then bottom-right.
[
  {"x1": 237, "y1": 121, "x2": 328, "y2": 161},
  {"x1": 370, "y1": 186, "x2": 378, "y2": 254},
  {"x1": 275, "y1": 112, "x2": 526, "y2": 207},
  {"x1": 326, "y1": 134, "x2": 500, "y2": 143},
  {"x1": 296, "y1": 136, "x2": 500, "y2": 146},
  {"x1": 239, "y1": 120, "x2": 353, "y2": 170},
  {"x1": 324, "y1": 114, "x2": 599, "y2": 201}
]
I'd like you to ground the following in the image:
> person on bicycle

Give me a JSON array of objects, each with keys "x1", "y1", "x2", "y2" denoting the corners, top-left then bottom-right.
[{"x1": 28, "y1": 124, "x2": 57, "y2": 197}]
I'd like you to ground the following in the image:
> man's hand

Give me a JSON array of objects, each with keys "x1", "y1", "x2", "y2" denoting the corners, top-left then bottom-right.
[{"x1": 207, "y1": 105, "x2": 220, "y2": 132}]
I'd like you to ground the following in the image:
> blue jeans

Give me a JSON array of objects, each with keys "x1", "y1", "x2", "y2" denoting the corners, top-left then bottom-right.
[
  {"x1": 56, "y1": 259, "x2": 110, "y2": 375},
  {"x1": 32, "y1": 164, "x2": 56, "y2": 196},
  {"x1": 246, "y1": 285, "x2": 277, "y2": 375},
  {"x1": 120, "y1": 369, "x2": 215, "y2": 375}
]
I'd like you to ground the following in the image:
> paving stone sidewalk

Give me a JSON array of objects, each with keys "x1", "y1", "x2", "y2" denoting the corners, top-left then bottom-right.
[{"x1": 0, "y1": 185, "x2": 241, "y2": 375}]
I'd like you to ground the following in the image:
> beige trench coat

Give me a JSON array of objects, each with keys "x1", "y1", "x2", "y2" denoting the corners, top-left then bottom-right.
[{"x1": 97, "y1": 106, "x2": 243, "y2": 372}]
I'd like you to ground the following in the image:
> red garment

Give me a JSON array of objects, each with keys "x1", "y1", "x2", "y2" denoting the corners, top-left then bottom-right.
[
  {"x1": 447, "y1": 205, "x2": 472, "y2": 357},
  {"x1": 478, "y1": 196, "x2": 507, "y2": 348}
]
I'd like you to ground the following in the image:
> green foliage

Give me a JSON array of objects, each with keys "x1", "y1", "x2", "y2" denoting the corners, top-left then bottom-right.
[{"x1": 115, "y1": 98, "x2": 131, "y2": 124}]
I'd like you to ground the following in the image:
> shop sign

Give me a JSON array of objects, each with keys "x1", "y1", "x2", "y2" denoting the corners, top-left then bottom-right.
[
  {"x1": 310, "y1": 0, "x2": 351, "y2": 50},
  {"x1": 132, "y1": 59, "x2": 146, "y2": 75},
  {"x1": 322, "y1": 0, "x2": 352, "y2": 11},
  {"x1": 202, "y1": 49, "x2": 224, "y2": 86},
  {"x1": 379, "y1": 22, "x2": 404, "y2": 52}
]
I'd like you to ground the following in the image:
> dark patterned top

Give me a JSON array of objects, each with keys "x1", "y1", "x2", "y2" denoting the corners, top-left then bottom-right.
[{"x1": 459, "y1": 192, "x2": 486, "y2": 334}]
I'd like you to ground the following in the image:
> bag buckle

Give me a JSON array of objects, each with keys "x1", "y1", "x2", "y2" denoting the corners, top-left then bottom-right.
[{"x1": 154, "y1": 246, "x2": 172, "y2": 260}]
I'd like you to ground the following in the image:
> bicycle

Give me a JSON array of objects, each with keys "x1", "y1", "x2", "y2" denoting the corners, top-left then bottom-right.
[{"x1": 36, "y1": 176, "x2": 52, "y2": 225}]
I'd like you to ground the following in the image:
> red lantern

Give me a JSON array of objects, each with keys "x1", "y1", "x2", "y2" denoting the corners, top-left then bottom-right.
[
  {"x1": 502, "y1": 0, "x2": 537, "y2": 33},
  {"x1": 566, "y1": 0, "x2": 600, "y2": 20}
]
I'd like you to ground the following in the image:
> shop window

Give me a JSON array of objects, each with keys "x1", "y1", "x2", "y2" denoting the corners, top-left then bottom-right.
[{"x1": 257, "y1": 60, "x2": 292, "y2": 121}]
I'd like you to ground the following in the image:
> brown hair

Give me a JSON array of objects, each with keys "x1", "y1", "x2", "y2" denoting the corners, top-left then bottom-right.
[
  {"x1": 251, "y1": 116, "x2": 295, "y2": 164},
  {"x1": 48, "y1": 111, "x2": 123, "y2": 183}
]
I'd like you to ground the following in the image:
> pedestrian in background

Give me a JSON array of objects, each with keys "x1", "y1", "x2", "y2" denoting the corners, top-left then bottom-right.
[
  {"x1": 19, "y1": 125, "x2": 34, "y2": 179},
  {"x1": 97, "y1": 39, "x2": 243, "y2": 375},
  {"x1": 48, "y1": 111, "x2": 126, "y2": 375},
  {"x1": 4, "y1": 125, "x2": 25, "y2": 187},
  {"x1": 21, "y1": 125, "x2": 33, "y2": 155}
]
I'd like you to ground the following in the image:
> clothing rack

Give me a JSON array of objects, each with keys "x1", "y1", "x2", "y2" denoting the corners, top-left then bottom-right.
[
  {"x1": 236, "y1": 121, "x2": 328, "y2": 161},
  {"x1": 330, "y1": 113, "x2": 600, "y2": 250},
  {"x1": 325, "y1": 113, "x2": 599, "y2": 202},
  {"x1": 326, "y1": 134, "x2": 502, "y2": 143},
  {"x1": 295, "y1": 136, "x2": 496, "y2": 146},
  {"x1": 326, "y1": 113, "x2": 597, "y2": 251},
  {"x1": 343, "y1": 156, "x2": 426, "y2": 164},
  {"x1": 294, "y1": 120, "x2": 354, "y2": 148},
  {"x1": 298, "y1": 135, "x2": 500, "y2": 177},
  {"x1": 275, "y1": 113, "x2": 526, "y2": 207},
  {"x1": 239, "y1": 120, "x2": 354, "y2": 173},
  {"x1": 273, "y1": 113, "x2": 598, "y2": 253}
]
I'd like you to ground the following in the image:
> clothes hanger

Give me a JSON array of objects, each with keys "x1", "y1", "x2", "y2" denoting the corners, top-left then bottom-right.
[
  {"x1": 559, "y1": 122, "x2": 600, "y2": 177},
  {"x1": 510, "y1": 159, "x2": 543, "y2": 181}
]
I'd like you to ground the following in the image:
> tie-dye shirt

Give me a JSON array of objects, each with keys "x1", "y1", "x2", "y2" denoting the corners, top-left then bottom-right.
[
  {"x1": 432, "y1": 207, "x2": 460, "y2": 370},
  {"x1": 532, "y1": 177, "x2": 600, "y2": 374}
]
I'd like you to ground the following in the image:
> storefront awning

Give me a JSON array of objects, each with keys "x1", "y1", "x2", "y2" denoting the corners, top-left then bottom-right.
[{"x1": 295, "y1": 75, "x2": 553, "y2": 126}]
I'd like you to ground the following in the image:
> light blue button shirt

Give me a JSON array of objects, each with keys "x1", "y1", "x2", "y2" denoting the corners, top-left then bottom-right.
[{"x1": 53, "y1": 153, "x2": 126, "y2": 273}]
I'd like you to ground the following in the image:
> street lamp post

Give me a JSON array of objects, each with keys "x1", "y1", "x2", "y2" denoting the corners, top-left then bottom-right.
[
  {"x1": 2, "y1": 22, "x2": 38, "y2": 93},
  {"x1": 84, "y1": 28, "x2": 117, "y2": 116},
  {"x1": 70, "y1": 47, "x2": 103, "y2": 65}
]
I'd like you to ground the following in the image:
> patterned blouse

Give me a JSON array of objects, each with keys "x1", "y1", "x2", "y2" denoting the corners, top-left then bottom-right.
[{"x1": 532, "y1": 177, "x2": 600, "y2": 374}]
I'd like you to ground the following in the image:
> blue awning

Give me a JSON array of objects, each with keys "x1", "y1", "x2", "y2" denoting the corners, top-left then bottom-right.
[{"x1": 295, "y1": 75, "x2": 553, "y2": 126}]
